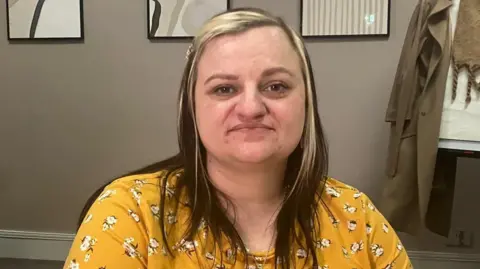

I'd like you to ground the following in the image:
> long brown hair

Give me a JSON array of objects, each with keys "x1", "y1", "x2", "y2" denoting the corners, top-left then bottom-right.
[{"x1": 78, "y1": 7, "x2": 329, "y2": 269}]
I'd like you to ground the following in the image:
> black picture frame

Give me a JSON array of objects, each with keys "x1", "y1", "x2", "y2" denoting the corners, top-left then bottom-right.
[
  {"x1": 300, "y1": 0, "x2": 390, "y2": 38},
  {"x1": 147, "y1": 0, "x2": 231, "y2": 40},
  {"x1": 6, "y1": 0, "x2": 85, "y2": 41}
]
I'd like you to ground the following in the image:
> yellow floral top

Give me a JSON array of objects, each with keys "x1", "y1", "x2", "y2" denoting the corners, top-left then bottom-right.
[{"x1": 64, "y1": 169, "x2": 412, "y2": 269}]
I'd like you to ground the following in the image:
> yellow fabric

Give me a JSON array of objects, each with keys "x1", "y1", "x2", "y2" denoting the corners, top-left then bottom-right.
[{"x1": 64, "y1": 169, "x2": 412, "y2": 269}]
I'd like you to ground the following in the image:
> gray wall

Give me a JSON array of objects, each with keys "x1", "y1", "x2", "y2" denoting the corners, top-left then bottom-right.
[{"x1": 0, "y1": 0, "x2": 419, "y2": 233}]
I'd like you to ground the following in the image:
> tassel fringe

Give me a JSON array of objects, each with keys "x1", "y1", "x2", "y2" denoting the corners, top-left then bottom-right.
[{"x1": 451, "y1": 55, "x2": 480, "y2": 108}]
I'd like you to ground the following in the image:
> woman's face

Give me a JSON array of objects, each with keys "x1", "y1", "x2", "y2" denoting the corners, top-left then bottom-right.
[{"x1": 194, "y1": 26, "x2": 306, "y2": 165}]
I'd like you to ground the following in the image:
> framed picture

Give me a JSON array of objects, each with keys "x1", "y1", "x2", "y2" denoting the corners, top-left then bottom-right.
[
  {"x1": 147, "y1": 0, "x2": 230, "y2": 39},
  {"x1": 6, "y1": 0, "x2": 84, "y2": 40},
  {"x1": 301, "y1": 0, "x2": 390, "y2": 38}
]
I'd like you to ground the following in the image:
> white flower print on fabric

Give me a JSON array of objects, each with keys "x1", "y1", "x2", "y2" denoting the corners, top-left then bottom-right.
[
  {"x1": 148, "y1": 238, "x2": 160, "y2": 256},
  {"x1": 97, "y1": 189, "x2": 116, "y2": 203},
  {"x1": 134, "y1": 179, "x2": 146, "y2": 186},
  {"x1": 353, "y1": 191, "x2": 362, "y2": 199},
  {"x1": 310, "y1": 216, "x2": 315, "y2": 227},
  {"x1": 276, "y1": 256, "x2": 284, "y2": 265},
  {"x1": 316, "y1": 238, "x2": 331, "y2": 249},
  {"x1": 128, "y1": 209, "x2": 140, "y2": 223},
  {"x1": 361, "y1": 199, "x2": 367, "y2": 212},
  {"x1": 123, "y1": 237, "x2": 141, "y2": 258},
  {"x1": 371, "y1": 244, "x2": 384, "y2": 257},
  {"x1": 225, "y1": 248, "x2": 234, "y2": 262},
  {"x1": 174, "y1": 239, "x2": 198, "y2": 256},
  {"x1": 198, "y1": 218, "x2": 208, "y2": 239},
  {"x1": 296, "y1": 248, "x2": 307, "y2": 258},
  {"x1": 347, "y1": 220, "x2": 357, "y2": 232},
  {"x1": 247, "y1": 265, "x2": 256, "y2": 269},
  {"x1": 342, "y1": 247, "x2": 350, "y2": 259},
  {"x1": 167, "y1": 210, "x2": 177, "y2": 224},
  {"x1": 102, "y1": 216, "x2": 117, "y2": 231},
  {"x1": 343, "y1": 203, "x2": 357, "y2": 213},
  {"x1": 397, "y1": 242, "x2": 404, "y2": 251},
  {"x1": 325, "y1": 186, "x2": 341, "y2": 198},
  {"x1": 80, "y1": 236, "x2": 97, "y2": 252},
  {"x1": 172, "y1": 172, "x2": 182, "y2": 183},
  {"x1": 350, "y1": 240, "x2": 364, "y2": 254},
  {"x1": 68, "y1": 259, "x2": 80, "y2": 269},
  {"x1": 130, "y1": 187, "x2": 142, "y2": 205},
  {"x1": 321, "y1": 238, "x2": 332, "y2": 249},
  {"x1": 205, "y1": 252, "x2": 215, "y2": 260},
  {"x1": 150, "y1": 204, "x2": 160, "y2": 218},
  {"x1": 366, "y1": 223, "x2": 373, "y2": 235},
  {"x1": 201, "y1": 228, "x2": 208, "y2": 239},
  {"x1": 384, "y1": 263, "x2": 394, "y2": 269},
  {"x1": 79, "y1": 235, "x2": 97, "y2": 263},
  {"x1": 254, "y1": 256, "x2": 265, "y2": 263},
  {"x1": 368, "y1": 202, "x2": 377, "y2": 211},
  {"x1": 165, "y1": 181, "x2": 175, "y2": 199},
  {"x1": 83, "y1": 214, "x2": 93, "y2": 224},
  {"x1": 199, "y1": 218, "x2": 207, "y2": 229},
  {"x1": 329, "y1": 216, "x2": 340, "y2": 228},
  {"x1": 382, "y1": 223, "x2": 389, "y2": 233}
]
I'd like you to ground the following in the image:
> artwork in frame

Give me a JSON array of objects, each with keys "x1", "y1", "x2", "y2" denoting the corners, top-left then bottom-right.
[
  {"x1": 148, "y1": 0, "x2": 230, "y2": 39},
  {"x1": 301, "y1": 0, "x2": 390, "y2": 37},
  {"x1": 6, "y1": 0, "x2": 84, "y2": 40}
]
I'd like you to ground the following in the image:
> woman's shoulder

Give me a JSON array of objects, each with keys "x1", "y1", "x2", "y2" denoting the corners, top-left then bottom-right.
[
  {"x1": 320, "y1": 177, "x2": 379, "y2": 220},
  {"x1": 101, "y1": 168, "x2": 184, "y2": 201},
  {"x1": 323, "y1": 177, "x2": 365, "y2": 200},
  {"x1": 324, "y1": 177, "x2": 360, "y2": 192},
  {"x1": 82, "y1": 167, "x2": 186, "y2": 228},
  {"x1": 318, "y1": 178, "x2": 412, "y2": 268},
  {"x1": 67, "y1": 168, "x2": 185, "y2": 269}
]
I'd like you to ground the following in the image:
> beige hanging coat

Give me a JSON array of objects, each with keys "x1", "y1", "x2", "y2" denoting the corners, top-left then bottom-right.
[{"x1": 380, "y1": 0, "x2": 453, "y2": 236}]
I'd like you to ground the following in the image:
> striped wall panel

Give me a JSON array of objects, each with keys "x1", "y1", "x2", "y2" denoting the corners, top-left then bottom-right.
[{"x1": 301, "y1": 0, "x2": 389, "y2": 36}]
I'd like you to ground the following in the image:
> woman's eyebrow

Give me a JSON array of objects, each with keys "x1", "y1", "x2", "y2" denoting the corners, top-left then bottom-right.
[
  {"x1": 203, "y1": 66, "x2": 295, "y2": 85},
  {"x1": 204, "y1": 73, "x2": 239, "y2": 85},
  {"x1": 261, "y1": 66, "x2": 295, "y2": 78}
]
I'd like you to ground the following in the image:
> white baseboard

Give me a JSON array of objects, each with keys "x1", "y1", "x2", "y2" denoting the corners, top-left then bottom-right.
[
  {"x1": 0, "y1": 229, "x2": 75, "y2": 261},
  {"x1": 1, "y1": 229, "x2": 480, "y2": 265},
  {"x1": 408, "y1": 250, "x2": 480, "y2": 263}
]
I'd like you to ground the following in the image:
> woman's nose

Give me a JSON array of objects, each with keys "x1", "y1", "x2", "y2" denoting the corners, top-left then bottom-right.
[{"x1": 235, "y1": 87, "x2": 267, "y2": 120}]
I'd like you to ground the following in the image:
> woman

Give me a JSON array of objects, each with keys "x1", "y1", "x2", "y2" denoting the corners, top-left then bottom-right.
[{"x1": 64, "y1": 8, "x2": 412, "y2": 269}]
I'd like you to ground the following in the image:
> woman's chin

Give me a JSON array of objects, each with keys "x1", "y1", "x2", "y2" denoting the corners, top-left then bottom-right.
[
  {"x1": 233, "y1": 154, "x2": 271, "y2": 164},
  {"x1": 231, "y1": 147, "x2": 278, "y2": 164}
]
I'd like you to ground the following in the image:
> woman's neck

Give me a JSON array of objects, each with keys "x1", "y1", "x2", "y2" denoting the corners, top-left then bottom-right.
[
  {"x1": 206, "y1": 155, "x2": 286, "y2": 252},
  {"x1": 207, "y1": 155, "x2": 286, "y2": 204}
]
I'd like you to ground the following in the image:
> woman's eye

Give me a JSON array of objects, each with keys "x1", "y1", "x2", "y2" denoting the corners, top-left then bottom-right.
[
  {"x1": 213, "y1": 86, "x2": 235, "y2": 95},
  {"x1": 265, "y1": 83, "x2": 289, "y2": 93}
]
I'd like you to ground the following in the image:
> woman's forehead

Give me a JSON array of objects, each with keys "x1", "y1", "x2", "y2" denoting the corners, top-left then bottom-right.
[{"x1": 197, "y1": 26, "x2": 300, "y2": 75}]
